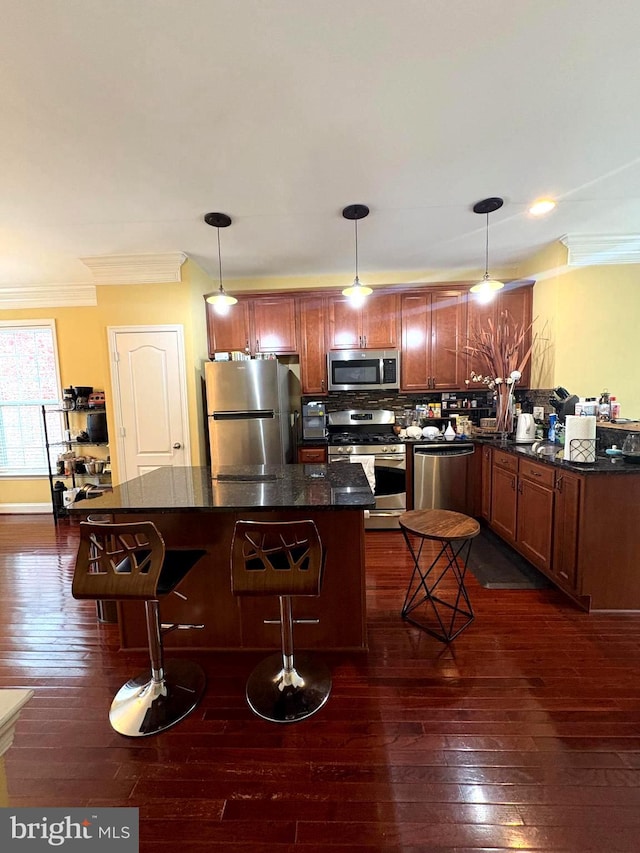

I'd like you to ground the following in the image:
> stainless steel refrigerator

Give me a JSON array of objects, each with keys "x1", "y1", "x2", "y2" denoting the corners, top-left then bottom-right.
[{"x1": 205, "y1": 359, "x2": 292, "y2": 468}]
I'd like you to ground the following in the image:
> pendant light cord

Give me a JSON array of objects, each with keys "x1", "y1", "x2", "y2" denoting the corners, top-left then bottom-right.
[
  {"x1": 354, "y1": 218, "x2": 359, "y2": 282},
  {"x1": 217, "y1": 228, "x2": 224, "y2": 291},
  {"x1": 484, "y1": 212, "x2": 490, "y2": 280}
]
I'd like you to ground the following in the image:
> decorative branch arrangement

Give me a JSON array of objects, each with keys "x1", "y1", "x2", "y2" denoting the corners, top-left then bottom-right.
[{"x1": 464, "y1": 311, "x2": 536, "y2": 434}]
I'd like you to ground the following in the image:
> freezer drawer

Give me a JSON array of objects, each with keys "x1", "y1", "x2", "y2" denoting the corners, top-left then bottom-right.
[{"x1": 413, "y1": 444, "x2": 475, "y2": 513}]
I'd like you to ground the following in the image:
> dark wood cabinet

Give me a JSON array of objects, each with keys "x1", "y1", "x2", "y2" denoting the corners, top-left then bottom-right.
[
  {"x1": 552, "y1": 470, "x2": 581, "y2": 591},
  {"x1": 490, "y1": 451, "x2": 518, "y2": 542},
  {"x1": 252, "y1": 296, "x2": 298, "y2": 354},
  {"x1": 466, "y1": 283, "x2": 534, "y2": 388},
  {"x1": 328, "y1": 292, "x2": 398, "y2": 350},
  {"x1": 480, "y1": 444, "x2": 493, "y2": 520},
  {"x1": 516, "y1": 459, "x2": 555, "y2": 572},
  {"x1": 400, "y1": 289, "x2": 466, "y2": 391},
  {"x1": 474, "y1": 441, "x2": 640, "y2": 610},
  {"x1": 206, "y1": 296, "x2": 297, "y2": 357},
  {"x1": 297, "y1": 445, "x2": 328, "y2": 464},
  {"x1": 204, "y1": 282, "x2": 533, "y2": 395},
  {"x1": 297, "y1": 295, "x2": 328, "y2": 395},
  {"x1": 206, "y1": 299, "x2": 251, "y2": 355}
]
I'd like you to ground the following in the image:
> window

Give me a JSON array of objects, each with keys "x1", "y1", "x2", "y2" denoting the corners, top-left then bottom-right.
[{"x1": 0, "y1": 320, "x2": 62, "y2": 476}]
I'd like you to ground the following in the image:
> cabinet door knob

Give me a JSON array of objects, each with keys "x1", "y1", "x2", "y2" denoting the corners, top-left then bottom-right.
[{"x1": 173, "y1": 442, "x2": 182, "y2": 449}]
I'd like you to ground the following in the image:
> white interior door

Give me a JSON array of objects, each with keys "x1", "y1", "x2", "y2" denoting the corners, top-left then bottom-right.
[{"x1": 108, "y1": 325, "x2": 191, "y2": 483}]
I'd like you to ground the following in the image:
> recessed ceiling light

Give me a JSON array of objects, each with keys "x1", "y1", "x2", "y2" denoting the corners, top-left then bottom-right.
[{"x1": 529, "y1": 198, "x2": 556, "y2": 216}]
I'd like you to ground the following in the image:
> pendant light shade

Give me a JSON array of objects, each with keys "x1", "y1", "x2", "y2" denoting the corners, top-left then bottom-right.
[
  {"x1": 341, "y1": 204, "x2": 372, "y2": 306},
  {"x1": 470, "y1": 197, "x2": 504, "y2": 300},
  {"x1": 204, "y1": 212, "x2": 237, "y2": 314}
]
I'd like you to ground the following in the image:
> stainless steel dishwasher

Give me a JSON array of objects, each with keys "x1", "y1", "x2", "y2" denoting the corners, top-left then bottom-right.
[{"x1": 413, "y1": 441, "x2": 475, "y2": 512}]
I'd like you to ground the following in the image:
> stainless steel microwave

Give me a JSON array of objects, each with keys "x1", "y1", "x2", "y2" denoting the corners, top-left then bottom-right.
[{"x1": 327, "y1": 349, "x2": 400, "y2": 392}]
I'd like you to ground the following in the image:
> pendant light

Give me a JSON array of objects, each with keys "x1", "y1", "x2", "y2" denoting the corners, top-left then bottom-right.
[
  {"x1": 470, "y1": 197, "x2": 504, "y2": 301},
  {"x1": 204, "y1": 212, "x2": 237, "y2": 314},
  {"x1": 341, "y1": 204, "x2": 372, "y2": 307}
]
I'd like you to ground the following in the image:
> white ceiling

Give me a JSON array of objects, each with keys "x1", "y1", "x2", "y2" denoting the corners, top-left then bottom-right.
[{"x1": 2, "y1": 0, "x2": 640, "y2": 293}]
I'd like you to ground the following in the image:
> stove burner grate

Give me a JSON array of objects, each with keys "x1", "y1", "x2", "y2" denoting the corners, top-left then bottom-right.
[{"x1": 329, "y1": 432, "x2": 400, "y2": 446}]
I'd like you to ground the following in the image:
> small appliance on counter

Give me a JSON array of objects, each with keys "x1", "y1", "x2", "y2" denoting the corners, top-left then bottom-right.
[
  {"x1": 302, "y1": 402, "x2": 327, "y2": 439},
  {"x1": 515, "y1": 412, "x2": 536, "y2": 443}
]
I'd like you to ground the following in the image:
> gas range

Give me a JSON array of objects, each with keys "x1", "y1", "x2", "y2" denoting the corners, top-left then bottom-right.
[
  {"x1": 326, "y1": 410, "x2": 405, "y2": 456},
  {"x1": 326, "y1": 410, "x2": 407, "y2": 530}
]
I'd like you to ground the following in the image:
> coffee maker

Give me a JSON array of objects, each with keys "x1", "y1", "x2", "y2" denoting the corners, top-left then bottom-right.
[{"x1": 302, "y1": 402, "x2": 327, "y2": 439}]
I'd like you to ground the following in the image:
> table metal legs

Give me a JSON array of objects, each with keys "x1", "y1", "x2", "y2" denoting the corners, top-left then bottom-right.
[{"x1": 401, "y1": 531, "x2": 475, "y2": 642}]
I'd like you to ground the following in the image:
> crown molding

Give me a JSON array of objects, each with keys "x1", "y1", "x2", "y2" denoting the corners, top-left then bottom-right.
[
  {"x1": 560, "y1": 234, "x2": 640, "y2": 266},
  {"x1": 80, "y1": 252, "x2": 188, "y2": 284},
  {"x1": 0, "y1": 283, "x2": 97, "y2": 309}
]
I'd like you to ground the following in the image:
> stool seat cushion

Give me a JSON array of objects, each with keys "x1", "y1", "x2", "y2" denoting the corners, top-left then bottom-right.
[{"x1": 157, "y1": 549, "x2": 207, "y2": 597}]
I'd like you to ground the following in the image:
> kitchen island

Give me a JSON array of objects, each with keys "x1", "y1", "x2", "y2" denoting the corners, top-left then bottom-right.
[{"x1": 69, "y1": 464, "x2": 375, "y2": 651}]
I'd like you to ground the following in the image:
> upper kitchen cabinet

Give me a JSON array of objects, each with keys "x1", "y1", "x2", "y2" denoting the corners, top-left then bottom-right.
[
  {"x1": 206, "y1": 295, "x2": 298, "y2": 357},
  {"x1": 252, "y1": 296, "x2": 298, "y2": 354},
  {"x1": 400, "y1": 289, "x2": 466, "y2": 392},
  {"x1": 297, "y1": 294, "x2": 328, "y2": 395},
  {"x1": 465, "y1": 283, "x2": 533, "y2": 388},
  {"x1": 327, "y1": 291, "x2": 399, "y2": 350},
  {"x1": 206, "y1": 299, "x2": 251, "y2": 355}
]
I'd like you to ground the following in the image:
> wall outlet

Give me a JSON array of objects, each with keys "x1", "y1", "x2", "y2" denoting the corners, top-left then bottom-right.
[{"x1": 533, "y1": 406, "x2": 544, "y2": 420}]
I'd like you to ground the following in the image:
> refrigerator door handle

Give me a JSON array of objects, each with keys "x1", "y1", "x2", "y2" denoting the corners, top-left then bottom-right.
[{"x1": 210, "y1": 410, "x2": 276, "y2": 420}]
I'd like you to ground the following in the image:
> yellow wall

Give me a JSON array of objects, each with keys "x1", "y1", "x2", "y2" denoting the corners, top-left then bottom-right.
[
  {"x1": 1, "y1": 259, "x2": 213, "y2": 505},
  {"x1": 519, "y1": 243, "x2": 639, "y2": 416}
]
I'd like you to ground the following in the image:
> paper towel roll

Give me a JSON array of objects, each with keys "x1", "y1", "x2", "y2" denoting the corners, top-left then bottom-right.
[{"x1": 564, "y1": 415, "x2": 596, "y2": 463}]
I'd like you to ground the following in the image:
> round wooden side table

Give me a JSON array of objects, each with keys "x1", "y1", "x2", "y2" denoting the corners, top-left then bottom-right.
[{"x1": 399, "y1": 509, "x2": 480, "y2": 642}]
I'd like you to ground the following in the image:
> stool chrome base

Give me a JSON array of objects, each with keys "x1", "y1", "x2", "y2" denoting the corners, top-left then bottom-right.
[
  {"x1": 246, "y1": 653, "x2": 332, "y2": 723},
  {"x1": 109, "y1": 659, "x2": 206, "y2": 737}
]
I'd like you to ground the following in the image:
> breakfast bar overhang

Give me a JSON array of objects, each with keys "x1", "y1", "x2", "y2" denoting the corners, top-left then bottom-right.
[{"x1": 69, "y1": 464, "x2": 375, "y2": 652}]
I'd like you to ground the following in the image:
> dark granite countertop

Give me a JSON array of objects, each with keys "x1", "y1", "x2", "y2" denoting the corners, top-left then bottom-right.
[
  {"x1": 473, "y1": 437, "x2": 640, "y2": 475},
  {"x1": 68, "y1": 464, "x2": 376, "y2": 514}
]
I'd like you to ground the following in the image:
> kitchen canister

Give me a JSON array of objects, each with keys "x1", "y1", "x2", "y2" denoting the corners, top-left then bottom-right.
[{"x1": 564, "y1": 415, "x2": 596, "y2": 463}]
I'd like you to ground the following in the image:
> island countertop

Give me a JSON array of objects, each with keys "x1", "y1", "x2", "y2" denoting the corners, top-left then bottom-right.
[
  {"x1": 69, "y1": 464, "x2": 373, "y2": 652},
  {"x1": 70, "y1": 463, "x2": 375, "y2": 514}
]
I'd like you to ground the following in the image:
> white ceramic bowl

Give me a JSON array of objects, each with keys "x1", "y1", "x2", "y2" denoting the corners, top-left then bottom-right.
[
  {"x1": 422, "y1": 426, "x2": 440, "y2": 439},
  {"x1": 406, "y1": 426, "x2": 423, "y2": 440}
]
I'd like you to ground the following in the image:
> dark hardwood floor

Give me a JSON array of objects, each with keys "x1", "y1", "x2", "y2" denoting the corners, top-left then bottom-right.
[{"x1": 2, "y1": 514, "x2": 640, "y2": 851}]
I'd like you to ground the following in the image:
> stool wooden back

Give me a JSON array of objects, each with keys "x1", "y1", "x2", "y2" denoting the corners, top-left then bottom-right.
[
  {"x1": 72, "y1": 521, "x2": 165, "y2": 601},
  {"x1": 231, "y1": 519, "x2": 324, "y2": 597}
]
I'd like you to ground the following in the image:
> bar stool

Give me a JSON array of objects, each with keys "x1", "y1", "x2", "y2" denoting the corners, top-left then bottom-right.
[
  {"x1": 231, "y1": 519, "x2": 331, "y2": 723},
  {"x1": 86, "y1": 513, "x2": 118, "y2": 623},
  {"x1": 399, "y1": 509, "x2": 480, "y2": 642},
  {"x1": 72, "y1": 520, "x2": 207, "y2": 736}
]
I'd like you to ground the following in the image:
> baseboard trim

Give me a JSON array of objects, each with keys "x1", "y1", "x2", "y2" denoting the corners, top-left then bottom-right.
[{"x1": 0, "y1": 503, "x2": 52, "y2": 515}]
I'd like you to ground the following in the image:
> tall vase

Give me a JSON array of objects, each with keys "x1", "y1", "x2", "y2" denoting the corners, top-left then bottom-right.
[{"x1": 495, "y1": 386, "x2": 514, "y2": 439}]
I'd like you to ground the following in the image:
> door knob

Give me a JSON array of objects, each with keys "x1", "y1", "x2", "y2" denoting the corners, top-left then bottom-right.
[{"x1": 173, "y1": 442, "x2": 182, "y2": 449}]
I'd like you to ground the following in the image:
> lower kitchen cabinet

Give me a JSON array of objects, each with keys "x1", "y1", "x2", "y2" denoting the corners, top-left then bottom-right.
[
  {"x1": 516, "y1": 458, "x2": 555, "y2": 573},
  {"x1": 480, "y1": 443, "x2": 640, "y2": 610},
  {"x1": 490, "y1": 449, "x2": 518, "y2": 542},
  {"x1": 297, "y1": 445, "x2": 327, "y2": 464},
  {"x1": 480, "y1": 444, "x2": 492, "y2": 520},
  {"x1": 552, "y1": 470, "x2": 581, "y2": 591},
  {"x1": 490, "y1": 448, "x2": 555, "y2": 574},
  {"x1": 490, "y1": 450, "x2": 556, "y2": 576}
]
